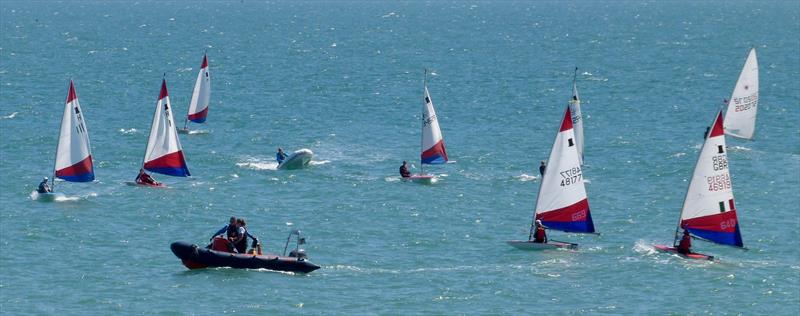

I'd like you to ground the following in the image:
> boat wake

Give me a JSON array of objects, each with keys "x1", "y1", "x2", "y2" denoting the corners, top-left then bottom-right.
[
  {"x1": 236, "y1": 157, "x2": 278, "y2": 170},
  {"x1": 632, "y1": 240, "x2": 658, "y2": 256},
  {"x1": 30, "y1": 191, "x2": 81, "y2": 202},
  {"x1": 515, "y1": 174, "x2": 539, "y2": 182},
  {"x1": 310, "y1": 160, "x2": 330, "y2": 166},
  {"x1": 727, "y1": 145, "x2": 751, "y2": 152}
]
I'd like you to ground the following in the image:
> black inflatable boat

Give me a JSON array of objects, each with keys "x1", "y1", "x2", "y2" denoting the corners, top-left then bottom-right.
[{"x1": 170, "y1": 233, "x2": 320, "y2": 273}]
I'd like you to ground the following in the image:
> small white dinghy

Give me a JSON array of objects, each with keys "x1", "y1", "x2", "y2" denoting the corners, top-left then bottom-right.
[
  {"x1": 507, "y1": 105, "x2": 597, "y2": 250},
  {"x1": 408, "y1": 70, "x2": 449, "y2": 184},
  {"x1": 723, "y1": 48, "x2": 758, "y2": 140},
  {"x1": 36, "y1": 80, "x2": 95, "y2": 200},
  {"x1": 179, "y1": 53, "x2": 211, "y2": 134},
  {"x1": 278, "y1": 149, "x2": 314, "y2": 170}
]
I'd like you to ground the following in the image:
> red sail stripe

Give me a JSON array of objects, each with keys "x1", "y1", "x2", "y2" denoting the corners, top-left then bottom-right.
[
  {"x1": 201, "y1": 54, "x2": 208, "y2": 68},
  {"x1": 158, "y1": 79, "x2": 169, "y2": 100},
  {"x1": 66, "y1": 80, "x2": 77, "y2": 103},
  {"x1": 560, "y1": 106, "x2": 573, "y2": 132},
  {"x1": 709, "y1": 110, "x2": 725, "y2": 137}
]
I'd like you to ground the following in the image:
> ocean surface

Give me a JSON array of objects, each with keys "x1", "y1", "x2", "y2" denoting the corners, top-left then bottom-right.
[{"x1": 1, "y1": 1, "x2": 799, "y2": 314}]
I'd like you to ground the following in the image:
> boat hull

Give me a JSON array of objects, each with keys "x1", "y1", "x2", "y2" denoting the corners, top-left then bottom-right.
[
  {"x1": 506, "y1": 240, "x2": 578, "y2": 250},
  {"x1": 653, "y1": 244, "x2": 714, "y2": 261},
  {"x1": 35, "y1": 191, "x2": 64, "y2": 202},
  {"x1": 278, "y1": 149, "x2": 313, "y2": 170},
  {"x1": 170, "y1": 241, "x2": 320, "y2": 273},
  {"x1": 405, "y1": 174, "x2": 436, "y2": 184}
]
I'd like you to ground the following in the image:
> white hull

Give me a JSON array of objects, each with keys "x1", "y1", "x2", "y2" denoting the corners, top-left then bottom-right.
[
  {"x1": 506, "y1": 240, "x2": 578, "y2": 250},
  {"x1": 278, "y1": 149, "x2": 313, "y2": 170},
  {"x1": 404, "y1": 174, "x2": 436, "y2": 184}
]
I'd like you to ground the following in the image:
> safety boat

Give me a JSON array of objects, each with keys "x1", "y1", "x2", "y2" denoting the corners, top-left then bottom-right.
[
  {"x1": 277, "y1": 148, "x2": 313, "y2": 170},
  {"x1": 170, "y1": 230, "x2": 320, "y2": 273}
]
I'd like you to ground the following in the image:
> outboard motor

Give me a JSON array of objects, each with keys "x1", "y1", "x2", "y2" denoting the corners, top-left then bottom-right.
[
  {"x1": 289, "y1": 249, "x2": 308, "y2": 260},
  {"x1": 283, "y1": 229, "x2": 309, "y2": 260}
]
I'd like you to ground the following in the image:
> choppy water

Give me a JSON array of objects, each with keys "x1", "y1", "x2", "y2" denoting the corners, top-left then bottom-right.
[{"x1": 1, "y1": 1, "x2": 799, "y2": 314}]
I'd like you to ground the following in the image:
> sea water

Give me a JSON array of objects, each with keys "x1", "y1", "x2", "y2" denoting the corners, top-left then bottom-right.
[{"x1": 1, "y1": 1, "x2": 798, "y2": 314}]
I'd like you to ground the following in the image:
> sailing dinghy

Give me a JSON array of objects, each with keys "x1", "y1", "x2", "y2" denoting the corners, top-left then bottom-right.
[
  {"x1": 408, "y1": 70, "x2": 448, "y2": 184},
  {"x1": 569, "y1": 67, "x2": 585, "y2": 165},
  {"x1": 179, "y1": 53, "x2": 211, "y2": 134},
  {"x1": 654, "y1": 110, "x2": 745, "y2": 260},
  {"x1": 134, "y1": 78, "x2": 190, "y2": 187},
  {"x1": 723, "y1": 48, "x2": 758, "y2": 140},
  {"x1": 507, "y1": 106, "x2": 595, "y2": 250},
  {"x1": 39, "y1": 80, "x2": 95, "y2": 200}
]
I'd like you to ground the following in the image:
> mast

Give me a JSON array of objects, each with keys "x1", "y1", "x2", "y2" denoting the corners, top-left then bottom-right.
[
  {"x1": 572, "y1": 67, "x2": 578, "y2": 91},
  {"x1": 421, "y1": 68, "x2": 427, "y2": 174}
]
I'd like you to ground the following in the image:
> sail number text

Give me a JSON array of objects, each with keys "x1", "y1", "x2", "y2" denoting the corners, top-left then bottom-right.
[
  {"x1": 706, "y1": 173, "x2": 731, "y2": 192},
  {"x1": 732, "y1": 93, "x2": 757, "y2": 112},
  {"x1": 559, "y1": 166, "x2": 582, "y2": 187},
  {"x1": 712, "y1": 155, "x2": 728, "y2": 171}
]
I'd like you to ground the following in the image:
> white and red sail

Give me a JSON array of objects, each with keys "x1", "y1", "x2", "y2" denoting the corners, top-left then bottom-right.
[
  {"x1": 678, "y1": 110, "x2": 743, "y2": 247},
  {"x1": 420, "y1": 86, "x2": 448, "y2": 164},
  {"x1": 54, "y1": 80, "x2": 94, "y2": 182},
  {"x1": 186, "y1": 54, "x2": 211, "y2": 124},
  {"x1": 534, "y1": 106, "x2": 594, "y2": 233},
  {"x1": 724, "y1": 48, "x2": 758, "y2": 140},
  {"x1": 143, "y1": 79, "x2": 190, "y2": 177},
  {"x1": 569, "y1": 77, "x2": 584, "y2": 164}
]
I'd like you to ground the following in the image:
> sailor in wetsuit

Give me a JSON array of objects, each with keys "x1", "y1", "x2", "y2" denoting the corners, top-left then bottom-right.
[
  {"x1": 532, "y1": 219, "x2": 547, "y2": 243},
  {"x1": 37, "y1": 177, "x2": 52, "y2": 193},
  {"x1": 276, "y1": 148, "x2": 288, "y2": 165},
  {"x1": 399, "y1": 161, "x2": 411, "y2": 178},
  {"x1": 135, "y1": 168, "x2": 158, "y2": 185},
  {"x1": 676, "y1": 229, "x2": 692, "y2": 254},
  {"x1": 209, "y1": 216, "x2": 239, "y2": 252},
  {"x1": 539, "y1": 161, "x2": 547, "y2": 176}
]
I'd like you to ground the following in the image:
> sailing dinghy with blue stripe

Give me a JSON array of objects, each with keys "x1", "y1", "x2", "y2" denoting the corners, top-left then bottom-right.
[
  {"x1": 38, "y1": 80, "x2": 95, "y2": 201},
  {"x1": 133, "y1": 78, "x2": 190, "y2": 187},
  {"x1": 409, "y1": 70, "x2": 448, "y2": 184},
  {"x1": 654, "y1": 110, "x2": 745, "y2": 260},
  {"x1": 507, "y1": 105, "x2": 596, "y2": 250},
  {"x1": 179, "y1": 53, "x2": 211, "y2": 134}
]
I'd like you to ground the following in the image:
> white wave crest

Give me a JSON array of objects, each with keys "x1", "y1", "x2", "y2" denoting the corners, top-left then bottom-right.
[{"x1": 2, "y1": 112, "x2": 18, "y2": 119}]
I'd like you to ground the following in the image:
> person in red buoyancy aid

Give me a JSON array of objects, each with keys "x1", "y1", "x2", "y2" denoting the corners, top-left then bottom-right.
[
  {"x1": 136, "y1": 168, "x2": 158, "y2": 185},
  {"x1": 677, "y1": 229, "x2": 692, "y2": 254},
  {"x1": 533, "y1": 220, "x2": 547, "y2": 243}
]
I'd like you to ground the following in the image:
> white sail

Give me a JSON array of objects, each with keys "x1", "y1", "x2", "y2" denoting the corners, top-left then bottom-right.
[
  {"x1": 186, "y1": 54, "x2": 211, "y2": 124},
  {"x1": 534, "y1": 106, "x2": 594, "y2": 233},
  {"x1": 420, "y1": 85, "x2": 448, "y2": 164},
  {"x1": 569, "y1": 79, "x2": 584, "y2": 164},
  {"x1": 143, "y1": 79, "x2": 190, "y2": 177},
  {"x1": 679, "y1": 110, "x2": 743, "y2": 247},
  {"x1": 724, "y1": 48, "x2": 758, "y2": 140},
  {"x1": 54, "y1": 80, "x2": 94, "y2": 182}
]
